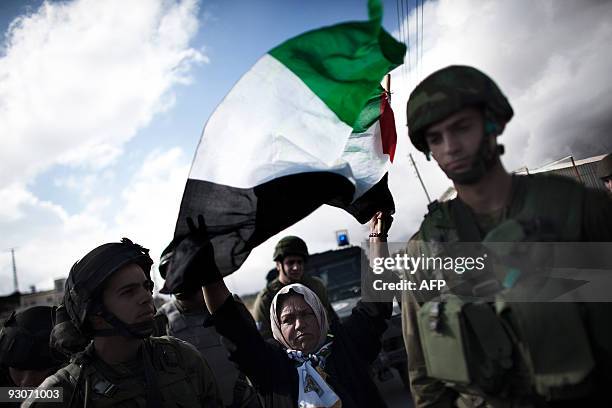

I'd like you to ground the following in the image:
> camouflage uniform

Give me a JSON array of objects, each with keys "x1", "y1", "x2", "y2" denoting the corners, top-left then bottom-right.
[
  {"x1": 24, "y1": 238, "x2": 222, "y2": 407},
  {"x1": 25, "y1": 336, "x2": 220, "y2": 407},
  {"x1": 402, "y1": 176, "x2": 612, "y2": 408},
  {"x1": 401, "y1": 65, "x2": 612, "y2": 408}
]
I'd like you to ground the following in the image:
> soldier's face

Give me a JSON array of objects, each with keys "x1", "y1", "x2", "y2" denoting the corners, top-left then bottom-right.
[
  {"x1": 101, "y1": 263, "x2": 155, "y2": 326},
  {"x1": 425, "y1": 107, "x2": 488, "y2": 175},
  {"x1": 276, "y1": 255, "x2": 304, "y2": 284},
  {"x1": 278, "y1": 294, "x2": 320, "y2": 353}
]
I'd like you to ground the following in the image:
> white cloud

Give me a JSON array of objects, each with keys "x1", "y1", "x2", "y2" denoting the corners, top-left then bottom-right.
[
  {"x1": 0, "y1": 0, "x2": 203, "y2": 295},
  {"x1": 0, "y1": 0, "x2": 206, "y2": 187},
  {"x1": 0, "y1": 183, "x2": 39, "y2": 222},
  {"x1": 398, "y1": 0, "x2": 612, "y2": 168},
  {"x1": 114, "y1": 147, "x2": 191, "y2": 277},
  {"x1": 0, "y1": 147, "x2": 190, "y2": 295}
]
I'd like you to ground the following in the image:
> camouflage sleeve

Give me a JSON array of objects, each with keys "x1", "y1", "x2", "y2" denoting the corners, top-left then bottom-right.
[
  {"x1": 172, "y1": 338, "x2": 223, "y2": 408},
  {"x1": 401, "y1": 236, "x2": 457, "y2": 408},
  {"x1": 21, "y1": 369, "x2": 76, "y2": 408},
  {"x1": 252, "y1": 292, "x2": 273, "y2": 339}
]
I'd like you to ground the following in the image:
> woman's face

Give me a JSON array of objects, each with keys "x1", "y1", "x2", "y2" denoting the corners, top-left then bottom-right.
[{"x1": 279, "y1": 294, "x2": 321, "y2": 353}]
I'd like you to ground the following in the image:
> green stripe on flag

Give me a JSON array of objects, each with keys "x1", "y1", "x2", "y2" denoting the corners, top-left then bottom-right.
[
  {"x1": 352, "y1": 85, "x2": 385, "y2": 133},
  {"x1": 268, "y1": 0, "x2": 405, "y2": 128}
]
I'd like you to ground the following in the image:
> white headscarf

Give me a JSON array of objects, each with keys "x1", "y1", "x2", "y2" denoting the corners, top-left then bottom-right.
[
  {"x1": 270, "y1": 283, "x2": 329, "y2": 350},
  {"x1": 270, "y1": 284, "x2": 340, "y2": 408}
]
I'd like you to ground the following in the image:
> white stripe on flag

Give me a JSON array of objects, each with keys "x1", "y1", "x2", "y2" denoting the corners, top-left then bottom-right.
[
  {"x1": 190, "y1": 54, "x2": 354, "y2": 189},
  {"x1": 341, "y1": 121, "x2": 391, "y2": 200}
]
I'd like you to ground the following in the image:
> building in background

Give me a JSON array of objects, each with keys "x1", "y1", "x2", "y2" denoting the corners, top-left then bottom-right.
[
  {"x1": 0, "y1": 278, "x2": 65, "y2": 323},
  {"x1": 514, "y1": 154, "x2": 607, "y2": 190},
  {"x1": 439, "y1": 154, "x2": 609, "y2": 203}
]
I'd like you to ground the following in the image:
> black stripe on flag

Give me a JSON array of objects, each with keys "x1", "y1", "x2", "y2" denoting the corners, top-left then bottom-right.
[{"x1": 162, "y1": 171, "x2": 394, "y2": 293}]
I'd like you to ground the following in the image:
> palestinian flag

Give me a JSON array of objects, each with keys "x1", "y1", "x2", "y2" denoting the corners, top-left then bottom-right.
[
  {"x1": 163, "y1": 0, "x2": 405, "y2": 292},
  {"x1": 339, "y1": 84, "x2": 398, "y2": 218}
]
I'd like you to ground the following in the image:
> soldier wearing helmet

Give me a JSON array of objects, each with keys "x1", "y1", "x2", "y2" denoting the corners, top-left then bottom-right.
[
  {"x1": 23, "y1": 238, "x2": 222, "y2": 408},
  {"x1": 0, "y1": 306, "x2": 66, "y2": 393},
  {"x1": 370, "y1": 65, "x2": 612, "y2": 407},
  {"x1": 596, "y1": 153, "x2": 612, "y2": 195},
  {"x1": 252, "y1": 236, "x2": 337, "y2": 339},
  {"x1": 407, "y1": 65, "x2": 513, "y2": 186}
]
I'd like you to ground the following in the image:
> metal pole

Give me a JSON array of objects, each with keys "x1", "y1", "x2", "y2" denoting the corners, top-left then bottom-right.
[
  {"x1": 10, "y1": 248, "x2": 18, "y2": 293},
  {"x1": 570, "y1": 156, "x2": 583, "y2": 184},
  {"x1": 409, "y1": 153, "x2": 432, "y2": 203}
]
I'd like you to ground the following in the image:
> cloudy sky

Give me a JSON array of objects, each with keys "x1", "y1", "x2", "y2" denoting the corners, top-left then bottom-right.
[{"x1": 1, "y1": 0, "x2": 611, "y2": 297}]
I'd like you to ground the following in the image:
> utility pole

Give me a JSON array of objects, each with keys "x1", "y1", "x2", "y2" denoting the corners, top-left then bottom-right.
[
  {"x1": 9, "y1": 248, "x2": 19, "y2": 293},
  {"x1": 408, "y1": 153, "x2": 432, "y2": 203}
]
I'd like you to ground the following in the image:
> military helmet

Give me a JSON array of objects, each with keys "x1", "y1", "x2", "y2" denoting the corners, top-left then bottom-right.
[
  {"x1": 0, "y1": 306, "x2": 64, "y2": 369},
  {"x1": 407, "y1": 65, "x2": 514, "y2": 154},
  {"x1": 49, "y1": 304, "x2": 89, "y2": 357},
  {"x1": 273, "y1": 236, "x2": 309, "y2": 261},
  {"x1": 596, "y1": 153, "x2": 612, "y2": 179},
  {"x1": 64, "y1": 238, "x2": 153, "y2": 334}
]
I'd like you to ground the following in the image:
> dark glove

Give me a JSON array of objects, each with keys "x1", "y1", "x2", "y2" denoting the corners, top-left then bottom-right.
[{"x1": 160, "y1": 215, "x2": 223, "y2": 294}]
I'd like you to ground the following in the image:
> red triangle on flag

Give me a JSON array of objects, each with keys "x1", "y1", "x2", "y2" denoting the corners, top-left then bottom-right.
[{"x1": 379, "y1": 92, "x2": 397, "y2": 162}]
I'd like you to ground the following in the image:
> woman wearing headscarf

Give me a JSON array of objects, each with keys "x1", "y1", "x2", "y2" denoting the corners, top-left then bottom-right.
[{"x1": 199, "y1": 213, "x2": 394, "y2": 408}]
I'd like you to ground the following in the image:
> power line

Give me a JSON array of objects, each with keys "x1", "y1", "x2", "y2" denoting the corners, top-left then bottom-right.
[
  {"x1": 404, "y1": 0, "x2": 411, "y2": 83},
  {"x1": 415, "y1": 0, "x2": 419, "y2": 80},
  {"x1": 395, "y1": 0, "x2": 402, "y2": 47},
  {"x1": 396, "y1": 0, "x2": 406, "y2": 81},
  {"x1": 400, "y1": 0, "x2": 409, "y2": 81},
  {"x1": 421, "y1": 0, "x2": 424, "y2": 73}
]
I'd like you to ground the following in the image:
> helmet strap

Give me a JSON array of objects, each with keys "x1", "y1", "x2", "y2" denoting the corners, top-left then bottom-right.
[
  {"x1": 278, "y1": 261, "x2": 290, "y2": 284},
  {"x1": 92, "y1": 307, "x2": 153, "y2": 339},
  {"x1": 445, "y1": 118, "x2": 502, "y2": 185}
]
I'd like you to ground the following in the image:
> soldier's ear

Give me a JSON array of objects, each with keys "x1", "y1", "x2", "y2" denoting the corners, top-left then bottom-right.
[{"x1": 275, "y1": 261, "x2": 283, "y2": 272}]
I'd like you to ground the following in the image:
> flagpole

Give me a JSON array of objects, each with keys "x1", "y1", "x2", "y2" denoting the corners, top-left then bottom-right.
[{"x1": 383, "y1": 74, "x2": 391, "y2": 94}]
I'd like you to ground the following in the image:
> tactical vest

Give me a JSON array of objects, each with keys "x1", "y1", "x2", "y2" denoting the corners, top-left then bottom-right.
[
  {"x1": 159, "y1": 301, "x2": 257, "y2": 408},
  {"x1": 49, "y1": 337, "x2": 210, "y2": 408},
  {"x1": 160, "y1": 301, "x2": 236, "y2": 403},
  {"x1": 414, "y1": 175, "x2": 598, "y2": 402}
]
